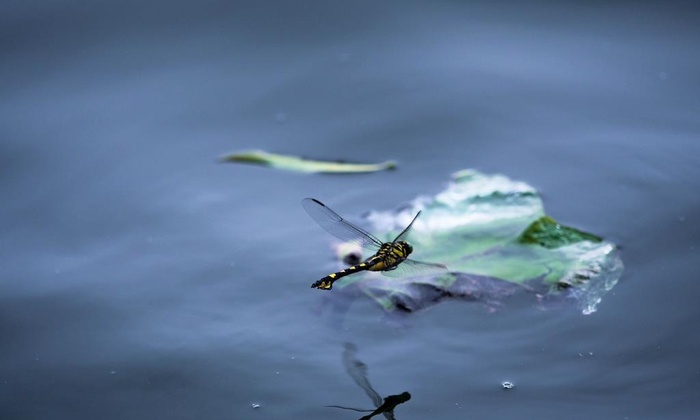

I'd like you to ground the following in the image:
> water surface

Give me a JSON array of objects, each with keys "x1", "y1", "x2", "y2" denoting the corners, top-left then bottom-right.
[{"x1": 1, "y1": 1, "x2": 699, "y2": 419}]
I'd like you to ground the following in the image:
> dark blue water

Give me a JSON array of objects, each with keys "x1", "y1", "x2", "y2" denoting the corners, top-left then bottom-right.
[{"x1": 2, "y1": 1, "x2": 699, "y2": 419}]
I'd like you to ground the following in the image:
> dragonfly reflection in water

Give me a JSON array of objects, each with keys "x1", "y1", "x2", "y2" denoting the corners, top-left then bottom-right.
[
  {"x1": 302, "y1": 198, "x2": 447, "y2": 290},
  {"x1": 325, "y1": 343, "x2": 411, "y2": 420}
]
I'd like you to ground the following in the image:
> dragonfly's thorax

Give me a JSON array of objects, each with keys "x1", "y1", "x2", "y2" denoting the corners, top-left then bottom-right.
[{"x1": 365, "y1": 241, "x2": 413, "y2": 271}]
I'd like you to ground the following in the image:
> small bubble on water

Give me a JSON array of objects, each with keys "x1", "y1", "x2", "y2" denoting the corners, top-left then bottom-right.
[{"x1": 502, "y1": 381, "x2": 514, "y2": 390}]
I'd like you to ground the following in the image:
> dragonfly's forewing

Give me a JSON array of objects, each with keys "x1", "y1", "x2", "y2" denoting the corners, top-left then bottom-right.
[
  {"x1": 391, "y1": 210, "x2": 421, "y2": 243},
  {"x1": 302, "y1": 198, "x2": 383, "y2": 251}
]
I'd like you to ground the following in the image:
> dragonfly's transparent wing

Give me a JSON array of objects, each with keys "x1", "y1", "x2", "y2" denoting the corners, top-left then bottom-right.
[
  {"x1": 382, "y1": 259, "x2": 448, "y2": 278},
  {"x1": 302, "y1": 198, "x2": 383, "y2": 251},
  {"x1": 392, "y1": 211, "x2": 421, "y2": 243}
]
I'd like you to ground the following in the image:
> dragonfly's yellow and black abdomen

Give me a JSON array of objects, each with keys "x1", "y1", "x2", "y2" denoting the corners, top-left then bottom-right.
[
  {"x1": 311, "y1": 261, "x2": 378, "y2": 290},
  {"x1": 310, "y1": 241, "x2": 414, "y2": 290}
]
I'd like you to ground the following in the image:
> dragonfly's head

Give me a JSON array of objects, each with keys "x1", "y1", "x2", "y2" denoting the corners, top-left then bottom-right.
[{"x1": 396, "y1": 241, "x2": 413, "y2": 257}]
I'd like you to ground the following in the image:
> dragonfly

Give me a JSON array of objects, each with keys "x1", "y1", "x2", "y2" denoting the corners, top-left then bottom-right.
[{"x1": 303, "y1": 198, "x2": 448, "y2": 290}]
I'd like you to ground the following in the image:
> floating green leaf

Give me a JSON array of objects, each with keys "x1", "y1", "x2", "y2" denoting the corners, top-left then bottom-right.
[
  {"x1": 322, "y1": 169, "x2": 623, "y2": 315},
  {"x1": 221, "y1": 150, "x2": 396, "y2": 174}
]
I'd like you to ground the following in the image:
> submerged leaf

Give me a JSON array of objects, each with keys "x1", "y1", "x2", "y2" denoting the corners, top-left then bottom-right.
[
  {"x1": 321, "y1": 169, "x2": 623, "y2": 315},
  {"x1": 221, "y1": 150, "x2": 396, "y2": 173}
]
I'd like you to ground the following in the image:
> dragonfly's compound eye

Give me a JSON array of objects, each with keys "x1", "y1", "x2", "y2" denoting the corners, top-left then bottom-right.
[{"x1": 404, "y1": 242, "x2": 413, "y2": 255}]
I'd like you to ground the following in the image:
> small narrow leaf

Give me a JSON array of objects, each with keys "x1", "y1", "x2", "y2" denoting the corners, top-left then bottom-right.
[{"x1": 221, "y1": 150, "x2": 396, "y2": 174}]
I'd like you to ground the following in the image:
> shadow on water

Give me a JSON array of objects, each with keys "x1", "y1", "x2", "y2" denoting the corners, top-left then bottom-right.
[
  {"x1": 324, "y1": 343, "x2": 411, "y2": 420},
  {"x1": 313, "y1": 271, "x2": 552, "y2": 329}
]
